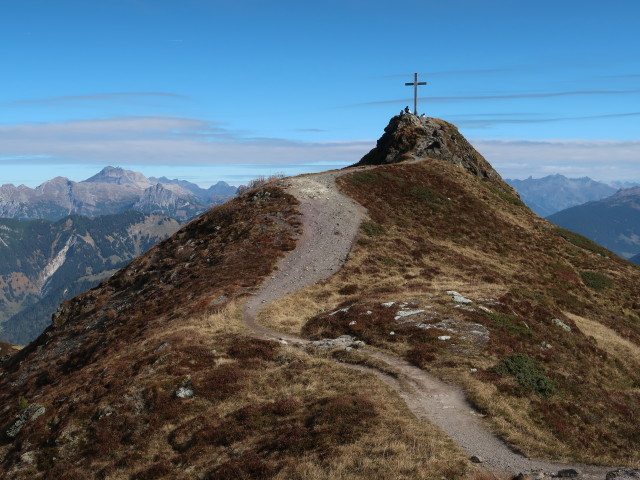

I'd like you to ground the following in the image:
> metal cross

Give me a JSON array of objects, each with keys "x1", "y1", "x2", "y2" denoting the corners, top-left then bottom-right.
[{"x1": 405, "y1": 72, "x2": 427, "y2": 115}]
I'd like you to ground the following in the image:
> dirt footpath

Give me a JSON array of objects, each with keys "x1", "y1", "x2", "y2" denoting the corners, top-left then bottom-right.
[
  {"x1": 244, "y1": 171, "x2": 366, "y2": 337},
  {"x1": 243, "y1": 169, "x2": 618, "y2": 479}
]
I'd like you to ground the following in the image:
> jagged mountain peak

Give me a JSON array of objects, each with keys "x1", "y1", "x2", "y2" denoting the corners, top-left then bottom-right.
[{"x1": 355, "y1": 114, "x2": 506, "y2": 185}]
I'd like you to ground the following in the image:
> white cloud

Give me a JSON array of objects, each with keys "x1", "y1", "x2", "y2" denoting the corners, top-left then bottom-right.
[
  {"x1": 0, "y1": 116, "x2": 373, "y2": 166},
  {"x1": 1, "y1": 116, "x2": 639, "y2": 184},
  {"x1": 473, "y1": 139, "x2": 640, "y2": 181}
]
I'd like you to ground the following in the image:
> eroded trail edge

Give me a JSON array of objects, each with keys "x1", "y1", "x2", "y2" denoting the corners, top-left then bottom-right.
[{"x1": 243, "y1": 171, "x2": 614, "y2": 478}]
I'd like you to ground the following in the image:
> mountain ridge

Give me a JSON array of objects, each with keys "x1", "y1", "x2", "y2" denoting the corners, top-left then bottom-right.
[
  {"x1": 0, "y1": 167, "x2": 237, "y2": 221},
  {"x1": 1, "y1": 115, "x2": 638, "y2": 479},
  {"x1": 548, "y1": 186, "x2": 640, "y2": 260},
  {"x1": 506, "y1": 174, "x2": 617, "y2": 217}
]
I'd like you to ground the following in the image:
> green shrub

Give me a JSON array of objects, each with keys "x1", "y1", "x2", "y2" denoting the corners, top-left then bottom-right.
[
  {"x1": 379, "y1": 172, "x2": 405, "y2": 185},
  {"x1": 485, "y1": 184, "x2": 525, "y2": 207},
  {"x1": 493, "y1": 353, "x2": 555, "y2": 398},
  {"x1": 408, "y1": 185, "x2": 439, "y2": 203},
  {"x1": 361, "y1": 221, "x2": 385, "y2": 237},
  {"x1": 553, "y1": 227, "x2": 610, "y2": 257},
  {"x1": 580, "y1": 271, "x2": 613, "y2": 291},
  {"x1": 347, "y1": 172, "x2": 377, "y2": 187},
  {"x1": 487, "y1": 312, "x2": 533, "y2": 337}
]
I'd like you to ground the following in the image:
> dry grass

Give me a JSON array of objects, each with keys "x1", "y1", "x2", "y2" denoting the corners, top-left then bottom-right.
[
  {"x1": 259, "y1": 159, "x2": 640, "y2": 466},
  {"x1": 566, "y1": 311, "x2": 640, "y2": 366}
]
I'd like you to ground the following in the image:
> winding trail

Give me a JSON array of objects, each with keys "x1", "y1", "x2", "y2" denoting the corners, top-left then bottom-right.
[{"x1": 243, "y1": 169, "x2": 618, "y2": 479}]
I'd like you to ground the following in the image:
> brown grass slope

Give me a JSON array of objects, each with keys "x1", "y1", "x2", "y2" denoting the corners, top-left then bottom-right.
[
  {"x1": 268, "y1": 157, "x2": 640, "y2": 466},
  {"x1": 0, "y1": 185, "x2": 469, "y2": 480}
]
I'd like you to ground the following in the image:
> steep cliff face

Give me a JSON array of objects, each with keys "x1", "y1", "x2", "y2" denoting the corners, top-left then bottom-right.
[{"x1": 132, "y1": 183, "x2": 201, "y2": 218}]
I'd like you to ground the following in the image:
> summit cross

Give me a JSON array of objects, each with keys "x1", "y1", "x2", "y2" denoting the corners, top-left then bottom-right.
[{"x1": 405, "y1": 72, "x2": 427, "y2": 115}]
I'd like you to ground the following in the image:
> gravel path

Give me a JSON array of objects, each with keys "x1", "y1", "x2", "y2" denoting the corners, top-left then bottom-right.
[
  {"x1": 243, "y1": 170, "x2": 620, "y2": 479},
  {"x1": 244, "y1": 171, "x2": 366, "y2": 336}
]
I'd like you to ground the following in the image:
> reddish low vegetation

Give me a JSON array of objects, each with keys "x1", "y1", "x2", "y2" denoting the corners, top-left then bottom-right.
[
  {"x1": 315, "y1": 161, "x2": 640, "y2": 464},
  {"x1": 0, "y1": 185, "x2": 307, "y2": 478}
]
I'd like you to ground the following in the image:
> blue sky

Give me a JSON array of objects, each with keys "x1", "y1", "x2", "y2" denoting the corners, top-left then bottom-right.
[{"x1": 1, "y1": 0, "x2": 639, "y2": 186}]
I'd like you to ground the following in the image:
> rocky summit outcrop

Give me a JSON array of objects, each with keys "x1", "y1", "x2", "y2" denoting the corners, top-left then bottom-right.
[{"x1": 355, "y1": 113, "x2": 505, "y2": 183}]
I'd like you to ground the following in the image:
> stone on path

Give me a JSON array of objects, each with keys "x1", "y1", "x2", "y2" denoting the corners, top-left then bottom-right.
[
  {"x1": 606, "y1": 469, "x2": 640, "y2": 480},
  {"x1": 311, "y1": 335, "x2": 365, "y2": 350},
  {"x1": 556, "y1": 469, "x2": 580, "y2": 478}
]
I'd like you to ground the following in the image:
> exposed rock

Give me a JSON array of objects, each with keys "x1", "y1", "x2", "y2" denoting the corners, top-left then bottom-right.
[
  {"x1": 512, "y1": 474, "x2": 529, "y2": 480},
  {"x1": 606, "y1": 469, "x2": 640, "y2": 480},
  {"x1": 416, "y1": 318, "x2": 489, "y2": 346},
  {"x1": 175, "y1": 386, "x2": 194, "y2": 399},
  {"x1": 530, "y1": 472, "x2": 548, "y2": 480},
  {"x1": 329, "y1": 307, "x2": 350, "y2": 316},
  {"x1": 20, "y1": 452, "x2": 35, "y2": 464},
  {"x1": 552, "y1": 318, "x2": 572, "y2": 332},
  {"x1": 394, "y1": 309, "x2": 425, "y2": 320},
  {"x1": 6, "y1": 404, "x2": 46, "y2": 438},
  {"x1": 556, "y1": 469, "x2": 580, "y2": 478},
  {"x1": 354, "y1": 114, "x2": 509, "y2": 187},
  {"x1": 446, "y1": 291, "x2": 473, "y2": 304},
  {"x1": 311, "y1": 335, "x2": 365, "y2": 350},
  {"x1": 470, "y1": 455, "x2": 484, "y2": 463}
]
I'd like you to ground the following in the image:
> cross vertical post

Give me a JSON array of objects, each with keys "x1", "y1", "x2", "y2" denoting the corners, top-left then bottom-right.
[{"x1": 405, "y1": 72, "x2": 427, "y2": 115}]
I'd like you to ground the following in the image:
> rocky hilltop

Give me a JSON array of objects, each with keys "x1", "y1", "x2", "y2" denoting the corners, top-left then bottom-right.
[
  {"x1": 0, "y1": 167, "x2": 237, "y2": 221},
  {"x1": 355, "y1": 114, "x2": 506, "y2": 184},
  {"x1": 0, "y1": 115, "x2": 639, "y2": 479}
]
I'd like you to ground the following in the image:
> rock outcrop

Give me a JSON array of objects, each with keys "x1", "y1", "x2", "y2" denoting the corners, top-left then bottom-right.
[{"x1": 355, "y1": 114, "x2": 505, "y2": 183}]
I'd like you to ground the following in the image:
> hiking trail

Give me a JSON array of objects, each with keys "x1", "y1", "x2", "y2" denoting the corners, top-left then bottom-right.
[{"x1": 243, "y1": 168, "x2": 618, "y2": 479}]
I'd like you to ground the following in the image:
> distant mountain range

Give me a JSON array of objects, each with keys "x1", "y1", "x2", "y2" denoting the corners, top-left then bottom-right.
[
  {"x1": 0, "y1": 211, "x2": 181, "y2": 344},
  {"x1": 0, "y1": 166, "x2": 237, "y2": 222},
  {"x1": 548, "y1": 187, "x2": 640, "y2": 261},
  {"x1": 506, "y1": 174, "x2": 618, "y2": 217}
]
